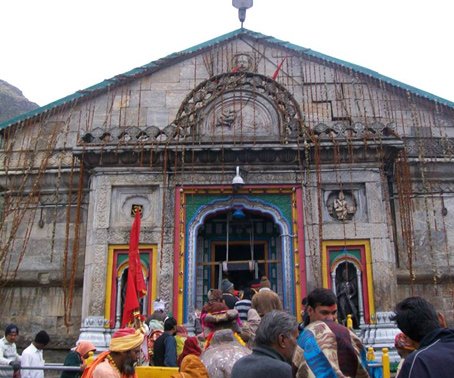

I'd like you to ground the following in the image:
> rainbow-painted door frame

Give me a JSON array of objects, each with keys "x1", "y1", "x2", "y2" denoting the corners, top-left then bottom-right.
[
  {"x1": 104, "y1": 244, "x2": 158, "y2": 328},
  {"x1": 173, "y1": 185, "x2": 306, "y2": 324},
  {"x1": 321, "y1": 240, "x2": 375, "y2": 323}
]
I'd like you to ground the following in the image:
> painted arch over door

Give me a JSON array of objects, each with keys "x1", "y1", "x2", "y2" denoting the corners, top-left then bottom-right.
[{"x1": 173, "y1": 185, "x2": 306, "y2": 324}]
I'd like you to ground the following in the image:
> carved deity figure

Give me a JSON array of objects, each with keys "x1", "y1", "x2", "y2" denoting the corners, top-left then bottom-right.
[
  {"x1": 336, "y1": 265, "x2": 359, "y2": 329},
  {"x1": 334, "y1": 191, "x2": 349, "y2": 220},
  {"x1": 329, "y1": 190, "x2": 357, "y2": 221}
]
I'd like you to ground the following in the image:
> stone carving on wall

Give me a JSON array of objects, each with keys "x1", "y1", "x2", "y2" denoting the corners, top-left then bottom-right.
[
  {"x1": 111, "y1": 187, "x2": 159, "y2": 227},
  {"x1": 94, "y1": 176, "x2": 111, "y2": 229},
  {"x1": 312, "y1": 121, "x2": 399, "y2": 140},
  {"x1": 89, "y1": 244, "x2": 108, "y2": 315},
  {"x1": 78, "y1": 121, "x2": 401, "y2": 147},
  {"x1": 327, "y1": 190, "x2": 357, "y2": 221},
  {"x1": 174, "y1": 72, "x2": 303, "y2": 143},
  {"x1": 231, "y1": 53, "x2": 256, "y2": 72},
  {"x1": 216, "y1": 109, "x2": 237, "y2": 128}
]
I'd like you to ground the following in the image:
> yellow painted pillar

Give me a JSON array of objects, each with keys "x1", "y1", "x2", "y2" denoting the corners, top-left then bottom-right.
[{"x1": 382, "y1": 347, "x2": 390, "y2": 378}]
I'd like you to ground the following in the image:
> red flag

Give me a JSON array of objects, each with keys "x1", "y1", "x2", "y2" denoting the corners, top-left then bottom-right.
[
  {"x1": 272, "y1": 57, "x2": 287, "y2": 80},
  {"x1": 121, "y1": 210, "x2": 147, "y2": 327}
]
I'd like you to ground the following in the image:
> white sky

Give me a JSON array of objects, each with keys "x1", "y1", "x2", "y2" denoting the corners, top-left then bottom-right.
[{"x1": 1, "y1": 0, "x2": 453, "y2": 106}]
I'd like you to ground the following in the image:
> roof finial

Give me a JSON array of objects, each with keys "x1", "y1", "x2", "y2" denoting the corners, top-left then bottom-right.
[{"x1": 232, "y1": 0, "x2": 253, "y2": 28}]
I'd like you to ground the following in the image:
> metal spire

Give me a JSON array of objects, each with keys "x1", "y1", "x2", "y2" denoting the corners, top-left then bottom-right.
[{"x1": 232, "y1": 0, "x2": 253, "y2": 28}]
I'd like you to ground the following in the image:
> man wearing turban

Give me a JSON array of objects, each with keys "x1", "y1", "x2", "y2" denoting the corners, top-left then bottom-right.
[{"x1": 82, "y1": 328, "x2": 144, "y2": 378}]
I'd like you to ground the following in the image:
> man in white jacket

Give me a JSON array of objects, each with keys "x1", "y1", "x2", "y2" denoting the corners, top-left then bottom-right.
[
  {"x1": 21, "y1": 330, "x2": 50, "y2": 378},
  {"x1": 0, "y1": 324, "x2": 21, "y2": 378}
]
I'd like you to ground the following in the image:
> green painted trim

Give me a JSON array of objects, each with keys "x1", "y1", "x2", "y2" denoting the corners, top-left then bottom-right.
[{"x1": 1, "y1": 28, "x2": 452, "y2": 131}]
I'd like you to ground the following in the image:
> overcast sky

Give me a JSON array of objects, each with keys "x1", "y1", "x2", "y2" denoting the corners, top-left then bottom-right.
[{"x1": 1, "y1": 0, "x2": 453, "y2": 106}]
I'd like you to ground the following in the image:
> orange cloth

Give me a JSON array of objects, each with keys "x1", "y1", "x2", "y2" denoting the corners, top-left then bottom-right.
[
  {"x1": 81, "y1": 351, "x2": 138, "y2": 378},
  {"x1": 75, "y1": 341, "x2": 96, "y2": 358},
  {"x1": 171, "y1": 355, "x2": 209, "y2": 378}
]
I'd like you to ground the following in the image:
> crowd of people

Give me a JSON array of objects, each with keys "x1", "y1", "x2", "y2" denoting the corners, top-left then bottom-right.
[{"x1": 1, "y1": 276, "x2": 453, "y2": 378}]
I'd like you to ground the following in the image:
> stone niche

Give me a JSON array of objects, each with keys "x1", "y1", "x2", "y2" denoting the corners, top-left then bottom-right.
[
  {"x1": 110, "y1": 185, "x2": 161, "y2": 228},
  {"x1": 322, "y1": 185, "x2": 367, "y2": 223}
]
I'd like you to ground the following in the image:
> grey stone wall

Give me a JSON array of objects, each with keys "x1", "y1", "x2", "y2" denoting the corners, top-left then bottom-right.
[{"x1": 1, "y1": 34, "x2": 454, "y2": 343}]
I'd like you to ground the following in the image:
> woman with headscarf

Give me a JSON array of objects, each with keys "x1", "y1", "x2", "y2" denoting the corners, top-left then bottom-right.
[
  {"x1": 171, "y1": 355, "x2": 209, "y2": 378},
  {"x1": 175, "y1": 325, "x2": 189, "y2": 360},
  {"x1": 61, "y1": 341, "x2": 97, "y2": 378},
  {"x1": 177, "y1": 337, "x2": 202, "y2": 367}
]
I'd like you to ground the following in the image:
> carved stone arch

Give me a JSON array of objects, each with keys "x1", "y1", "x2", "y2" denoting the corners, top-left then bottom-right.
[
  {"x1": 173, "y1": 72, "x2": 305, "y2": 143},
  {"x1": 184, "y1": 196, "x2": 295, "y2": 322}
]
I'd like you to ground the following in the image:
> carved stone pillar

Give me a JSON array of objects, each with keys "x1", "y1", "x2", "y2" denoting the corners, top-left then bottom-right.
[
  {"x1": 81, "y1": 174, "x2": 112, "y2": 320},
  {"x1": 331, "y1": 271, "x2": 337, "y2": 295},
  {"x1": 356, "y1": 268, "x2": 365, "y2": 325},
  {"x1": 115, "y1": 276, "x2": 122, "y2": 328}
]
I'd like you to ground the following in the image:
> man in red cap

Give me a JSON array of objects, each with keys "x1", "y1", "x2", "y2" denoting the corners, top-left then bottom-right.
[{"x1": 82, "y1": 328, "x2": 143, "y2": 378}]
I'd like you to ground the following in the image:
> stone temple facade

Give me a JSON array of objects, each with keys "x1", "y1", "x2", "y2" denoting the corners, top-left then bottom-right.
[{"x1": 0, "y1": 28, "x2": 453, "y2": 351}]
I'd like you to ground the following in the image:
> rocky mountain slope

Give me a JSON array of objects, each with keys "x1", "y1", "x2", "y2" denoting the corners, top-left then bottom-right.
[{"x1": 0, "y1": 79, "x2": 39, "y2": 123}]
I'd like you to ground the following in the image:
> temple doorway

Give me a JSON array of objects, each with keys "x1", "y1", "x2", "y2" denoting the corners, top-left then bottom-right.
[
  {"x1": 195, "y1": 208, "x2": 282, "y2": 310},
  {"x1": 177, "y1": 187, "x2": 304, "y2": 324}
]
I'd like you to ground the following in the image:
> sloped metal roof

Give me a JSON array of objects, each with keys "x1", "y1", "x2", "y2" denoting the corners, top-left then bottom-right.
[{"x1": 1, "y1": 28, "x2": 453, "y2": 130}]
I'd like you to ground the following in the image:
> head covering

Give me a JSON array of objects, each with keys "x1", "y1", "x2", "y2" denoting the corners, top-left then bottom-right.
[
  {"x1": 260, "y1": 276, "x2": 271, "y2": 289},
  {"x1": 251, "y1": 289, "x2": 283, "y2": 317},
  {"x1": 75, "y1": 340, "x2": 96, "y2": 357},
  {"x1": 177, "y1": 336, "x2": 202, "y2": 367},
  {"x1": 172, "y1": 354, "x2": 209, "y2": 378},
  {"x1": 5, "y1": 324, "x2": 19, "y2": 336},
  {"x1": 207, "y1": 289, "x2": 223, "y2": 302},
  {"x1": 109, "y1": 327, "x2": 144, "y2": 352},
  {"x1": 204, "y1": 309, "x2": 239, "y2": 327},
  {"x1": 394, "y1": 332, "x2": 416, "y2": 351},
  {"x1": 221, "y1": 279, "x2": 234, "y2": 293},
  {"x1": 153, "y1": 298, "x2": 166, "y2": 312},
  {"x1": 35, "y1": 330, "x2": 50, "y2": 345},
  {"x1": 176, "y1": 325, "x2": 188, "y2": 337}
]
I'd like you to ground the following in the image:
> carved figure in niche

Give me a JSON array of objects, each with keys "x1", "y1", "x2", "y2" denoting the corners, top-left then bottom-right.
[
  {"x1": 336, "y1": 262, "x2": 359, "y2": 329},
  {"x1": 231, "y1": 53, "x2": 254, "y2": 72},
  {"x1": 328, "y1": 190, "x2": 357, "y2": 221},
  {"x1": 216, "y1": 109, "x2": 237, "y2": 128}
]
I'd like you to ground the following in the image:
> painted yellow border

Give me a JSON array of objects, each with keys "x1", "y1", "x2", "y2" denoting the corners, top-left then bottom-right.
[
  {"x1": 321, "y1": 239, "x2": 375, "y2": 321},
  {"x1": 104, "y1": 244, "x2": 158, "y2": 324},
  {"x1": 177, "y1": 192, "x2": 186, "y2": 324},
  {"x1": 291, "y1": 190, "x2": 302, "y2": 321}
]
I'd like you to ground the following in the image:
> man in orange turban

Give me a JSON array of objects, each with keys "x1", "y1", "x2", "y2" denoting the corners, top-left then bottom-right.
[{"x1": 82, "y1": 328, "x2": 144, "y2": 378}]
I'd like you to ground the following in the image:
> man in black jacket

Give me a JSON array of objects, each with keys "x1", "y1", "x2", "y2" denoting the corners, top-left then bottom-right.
[
  {"x1": 231, "y1": 310, "x2": 298, "y2": 378},
  {"x1": 391, "y1": 296, "x2": 454, "y2": 378},
  {"x1": 153, "y1": 317, "x2": 178, "y2": 367}
]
